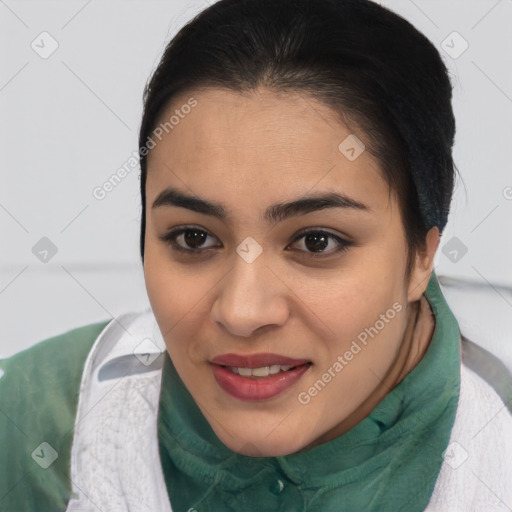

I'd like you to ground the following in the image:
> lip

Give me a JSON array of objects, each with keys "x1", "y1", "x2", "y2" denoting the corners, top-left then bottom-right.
[
  {"x1": 210, "y1": 353, "x2": 312, "y2": 402},
  {"x1": 210, "y1": 353, "x2": 310, "y2": 368}
]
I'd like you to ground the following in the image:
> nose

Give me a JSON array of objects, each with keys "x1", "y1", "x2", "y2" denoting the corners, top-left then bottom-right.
[{"x1": 211, "y1": 255, "x2": 290, "y2": 338}]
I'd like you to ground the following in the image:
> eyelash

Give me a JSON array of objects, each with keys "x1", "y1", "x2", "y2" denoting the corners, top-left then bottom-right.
[{"x1": 159, "y1": 225, "x2": 352, "y2": 258}]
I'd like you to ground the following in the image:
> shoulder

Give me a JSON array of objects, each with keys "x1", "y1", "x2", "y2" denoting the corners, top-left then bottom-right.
[
  {"x1": 427, "y1": 362, "x2": 512, "y2": 511},
  {"x1": 0, "y1": 320, "x2": 111, "y2": 412},
  {"x1": 1, "y1": 320, "x2": 110, "y2": 377},
  {"x1": 456, "y1": 362, "x2": 512, "y2": 454},
  {"x1": 0, "y1": 319, "x2": 110, "y2": 512}
]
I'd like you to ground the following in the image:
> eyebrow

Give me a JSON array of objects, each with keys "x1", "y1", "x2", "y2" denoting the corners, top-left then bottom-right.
[{"x1": 151, "y1": 187, "x2": 370, "y2": 223}]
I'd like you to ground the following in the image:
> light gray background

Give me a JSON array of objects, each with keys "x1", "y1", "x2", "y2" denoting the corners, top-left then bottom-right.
[{"x1": 1, "y1": 0, "x2": 511, "y2": 358}]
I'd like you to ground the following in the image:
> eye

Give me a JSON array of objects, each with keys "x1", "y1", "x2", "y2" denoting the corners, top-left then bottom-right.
[
  {"x1": 159, "y1": 225, "x2": 351, "y2": 258},
  {"x1": 159, "y1": 226, "x2": 221, "y2": 253},
  {"x1": 288, "y1": 229, "x2": 351, "y2": 256}
]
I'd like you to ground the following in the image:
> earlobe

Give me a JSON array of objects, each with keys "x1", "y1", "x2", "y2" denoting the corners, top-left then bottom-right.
[{"x1": 407, "y1": 226, "x2": 440, "y2": 302}]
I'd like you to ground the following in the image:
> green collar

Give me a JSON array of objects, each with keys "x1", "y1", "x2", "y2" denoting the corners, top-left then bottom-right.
[{"x1": 157, "y1": 272, "x2": 461, "y2": 510}]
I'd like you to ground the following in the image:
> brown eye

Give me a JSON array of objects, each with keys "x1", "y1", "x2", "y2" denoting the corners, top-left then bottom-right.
[
  {"x1": 183, "y1": 229, "x2": 208, "y2": 249},
  {"x1": 159, "y1": 226, "x2": 220, "y2": 253},
  {"x1": 304, "y1": 232, "x2": 330, "y2": 252},
  {"x1": 289, "y1": 229, "x2": 350, "y2": 256}
]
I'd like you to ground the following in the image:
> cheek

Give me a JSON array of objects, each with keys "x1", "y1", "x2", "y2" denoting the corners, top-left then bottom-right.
[
  {"x1": 302, "y1": 267, "x2": 408, "y2": 363},
  {"x1": 305, "y1": 257, "x2": 404, "y2": 318},
  {"x1": 144, "y1": 260, "x2": 181, "y2": 328},
  {"x1": 143, "y1": 249, "x2": 214, "y2": 365},
  {"x1": 296, "y1": 282, "x2": 408, "y2": 426}
]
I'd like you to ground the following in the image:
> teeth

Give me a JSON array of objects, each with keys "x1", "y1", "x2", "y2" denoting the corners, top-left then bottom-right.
[
  {"x1": 269, "y1": 364, "x2": 281, "y2": 375},
  {"x1": 229, "y1": 364, "x2": 296, "y2": 377},
  {"x1": 252, "y1": 366, "x2": 269, "y2": 377}
]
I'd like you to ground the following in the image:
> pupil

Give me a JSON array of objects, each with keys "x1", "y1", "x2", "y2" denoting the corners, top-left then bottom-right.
[
  {"x1": 305, "y1": 233, "x2": 328, "y2": 252},
  {"x1": 184, "y1": 230, "x2": 207, "y2": 248}
]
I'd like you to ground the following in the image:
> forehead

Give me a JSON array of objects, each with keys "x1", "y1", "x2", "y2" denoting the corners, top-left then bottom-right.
[{"x1": 145, "y1": 87, "x2": 392, "y2": 214}]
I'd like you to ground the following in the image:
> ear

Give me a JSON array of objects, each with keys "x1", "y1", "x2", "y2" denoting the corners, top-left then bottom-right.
[{"x1": 407, "y1": 226, "x2": 440, "y2": 302}]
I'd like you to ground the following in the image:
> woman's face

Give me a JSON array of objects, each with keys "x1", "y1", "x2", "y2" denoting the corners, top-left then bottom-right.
[{"x1": 144, "y1": 87, "x2": 435, "y2": 456}]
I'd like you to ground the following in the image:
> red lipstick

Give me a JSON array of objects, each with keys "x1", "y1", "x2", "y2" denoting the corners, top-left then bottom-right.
[
  {"x1": 211, "y1": 353, "x2": 309, "y2": 368},
  {"x1": 210, "y1": 353, "x2": 311, "y2": 402}
]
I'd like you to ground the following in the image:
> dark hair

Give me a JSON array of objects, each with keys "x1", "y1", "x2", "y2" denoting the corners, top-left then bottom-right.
[{"x1": 138, "y1": 0, "x2": 457, "y2": 280}]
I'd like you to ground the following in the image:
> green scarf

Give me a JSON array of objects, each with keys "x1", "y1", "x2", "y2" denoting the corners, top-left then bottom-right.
[{"x1": 157, "y1": 272, "x2": 461, "y2": 511}]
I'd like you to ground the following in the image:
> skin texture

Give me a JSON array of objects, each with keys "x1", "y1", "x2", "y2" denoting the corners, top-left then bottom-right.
[{"x1": 143, "y1": 86, "x2": 440, "y2": 457}]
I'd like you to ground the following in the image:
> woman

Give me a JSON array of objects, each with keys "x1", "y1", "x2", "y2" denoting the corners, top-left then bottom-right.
[{"x1": 1, "y1": 0, "x2": 511, "y2": 510}]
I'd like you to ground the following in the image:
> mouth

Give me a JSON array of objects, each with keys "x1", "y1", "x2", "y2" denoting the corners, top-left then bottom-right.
[
  {"x1": 210, "y1": 353, "x2": 312, "y2": 401},
  {"x1": 224, "y1": 363, "x2": 306, "y2": 378}
]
